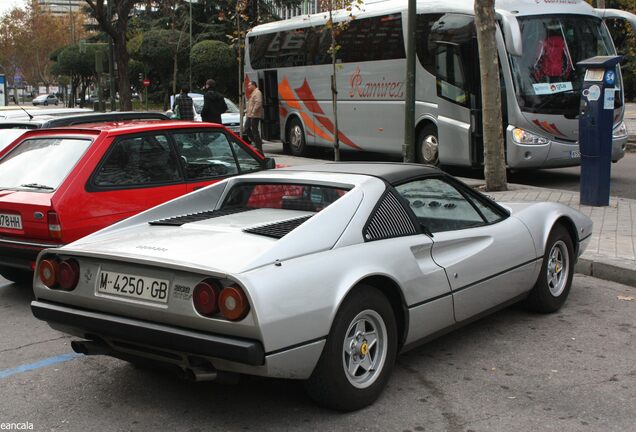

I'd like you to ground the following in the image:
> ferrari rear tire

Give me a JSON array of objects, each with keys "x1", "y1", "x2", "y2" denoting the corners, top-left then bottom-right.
[
  {"x1": 0, "y1": 266, "x2": 33, "y2": 285},
  {"x1": 523, "y1": 224, "x2": 574, "y2": 313},
  {"x1": 304, "y1": 286, "x2": 397, "y2": 411}
]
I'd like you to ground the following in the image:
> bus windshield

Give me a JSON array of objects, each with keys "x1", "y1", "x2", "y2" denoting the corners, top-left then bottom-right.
[{"x1": 509, "y1": 15, "x2": 617, "y2": 117}]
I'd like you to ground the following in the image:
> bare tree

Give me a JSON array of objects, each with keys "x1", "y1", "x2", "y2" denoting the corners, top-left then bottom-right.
[
  {"x1": 474, "y1": 0, "x2": 507, "y2": 191},
  {"x1": 320, "y1": 0, "x2": 362, "y2": 161},
  {"x1": 85, "y1": 0, "x2": 138, "y2": 111}
]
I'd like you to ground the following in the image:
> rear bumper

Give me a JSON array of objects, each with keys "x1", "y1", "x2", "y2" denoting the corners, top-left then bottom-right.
[
  {"x1": 0, "y1": 237, "x2": 63, "y2": 270},
  {"x1": 30, "y1": 300, "x2": 265, "y2": 366}
]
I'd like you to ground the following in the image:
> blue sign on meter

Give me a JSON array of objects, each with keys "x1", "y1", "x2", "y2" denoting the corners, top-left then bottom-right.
[{"x1": 604, "y1": 70, "x2": 616, "y2": 86}]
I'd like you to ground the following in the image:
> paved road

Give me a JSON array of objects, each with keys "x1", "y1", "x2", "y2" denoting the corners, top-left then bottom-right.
[{"x1": 2, "y1": 274, "x2": 634, "y2": 431}]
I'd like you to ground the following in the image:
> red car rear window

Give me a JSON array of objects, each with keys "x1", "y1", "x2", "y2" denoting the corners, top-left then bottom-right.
[{"x1": 0, "y1": 137, "x2": 92, "y2": 191}]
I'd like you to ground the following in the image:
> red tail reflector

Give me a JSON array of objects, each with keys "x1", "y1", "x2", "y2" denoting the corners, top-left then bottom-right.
[
  {"x1": 219, "y1": 285, "x2": 249, "y2": 321},
  {"x1": 193, "y1": 280, "x2": 221, "y2": 316},
  {"x1": 38, "y1": 259, "x2": 58, "y2": 288},
  {"x1": 47, "y1": 211, "x2": 62, "y2": 241},
  {"x1": 58, "y1": 259, "x2": 79, "y2": 291}
]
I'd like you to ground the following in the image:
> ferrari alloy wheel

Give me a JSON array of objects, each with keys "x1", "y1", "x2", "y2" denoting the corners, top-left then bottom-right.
[
  {"x1": 305, "y1": 286, "x2": 397, "y2": 411},
  {"x1": 342, "y1": 309, "x2": 388, "y2": 389},
  {"x1": 523, "y1": 224, "x2": 574, "y2": 313},
  {"x1": 547, "y1": 240, "x2": 570, "y2": 297},
  {"x1": 287, "y1": 118, "x2": 307, "y2": 156},
  {"x1": 417, "y1": 124, "x2": 439, "y2": 166}
]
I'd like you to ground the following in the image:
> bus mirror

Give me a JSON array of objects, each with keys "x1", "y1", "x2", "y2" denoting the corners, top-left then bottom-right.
[
  {"x1": 496, "y1": 10, "x2": 523, "y2": 57},
  {"x1": 596, "y1": 9, "x2": 636, "y2": 35}
]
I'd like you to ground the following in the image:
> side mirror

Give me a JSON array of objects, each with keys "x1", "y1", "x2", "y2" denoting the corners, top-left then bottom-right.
[
  {"x1": 596, "y1": 8, "x2": 636, "y2": 35},
  {"x1": 263, "y1": 157, "x2": 276, "y2": 169},
  {"x1": 496, "y1": 10, "x2": 523, "y2": 57}
]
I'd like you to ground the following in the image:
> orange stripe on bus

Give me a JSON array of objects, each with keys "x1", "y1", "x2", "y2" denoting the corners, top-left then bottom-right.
[
  {"x1": 315, "y1": 115, "x2": 361, "y2": 150},
  {"x1": 300, "y1": 112, "x2": 332, "y2": 141},
  {"x1": 278, "y1": 77, "x2": 302, "y2": 110},
  {"x1": 295, "y1": 79, "x2": 325, "y2": 115}
]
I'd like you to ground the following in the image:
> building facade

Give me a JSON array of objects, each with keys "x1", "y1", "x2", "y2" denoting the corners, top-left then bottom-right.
[{"x1": 37, "y1": 0, "x2": 84, "y2": 17}]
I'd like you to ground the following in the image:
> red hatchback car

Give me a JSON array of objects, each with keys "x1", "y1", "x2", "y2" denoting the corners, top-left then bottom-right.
[{"x1": 0, "y1": 121, "x2": 274, "y2": 283}]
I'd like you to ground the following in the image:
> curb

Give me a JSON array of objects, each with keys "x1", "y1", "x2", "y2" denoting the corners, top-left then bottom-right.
[{"x1": 575, "y1": 255, "x2": 636, "y2": 287}]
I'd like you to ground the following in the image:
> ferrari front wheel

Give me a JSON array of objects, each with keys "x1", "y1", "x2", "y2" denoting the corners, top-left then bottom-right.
[
  {"x1": 305, "y1": 286, "x2": 397, "y2": 411},
  {"x1": 523, "y1": 224, "x2": 574, "y2": 313}
]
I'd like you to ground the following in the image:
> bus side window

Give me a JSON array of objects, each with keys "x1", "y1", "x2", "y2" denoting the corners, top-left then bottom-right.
[{"x1": 435, "y1": 42, "x2": 468, "y2": 105}]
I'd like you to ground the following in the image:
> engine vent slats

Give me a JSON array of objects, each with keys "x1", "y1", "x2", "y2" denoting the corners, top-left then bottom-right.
[
  {"x1": 243, "y1": 215, "x2": 313, "y2": 239},
  {"x1": 149, "y1": 207, "x2": 254, "y2": 226},
  {"x1": 364, "y1": 191, "x2": 418, "y2": 241}
]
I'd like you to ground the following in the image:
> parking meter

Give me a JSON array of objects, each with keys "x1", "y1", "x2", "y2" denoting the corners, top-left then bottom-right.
[{"x1": 577, "y1": 55, "x2": 622, "y2": 206}]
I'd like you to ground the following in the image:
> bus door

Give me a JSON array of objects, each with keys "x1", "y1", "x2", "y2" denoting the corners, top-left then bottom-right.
[
  {"x1": 260, "y1": 70, "x2": 280, "y2": 140},
  {"x1": 432, "y1": 14, "x2": 483, "y2": 167}
]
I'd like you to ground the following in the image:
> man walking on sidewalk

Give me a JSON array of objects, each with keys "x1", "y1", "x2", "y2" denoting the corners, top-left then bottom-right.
[{"x1": 246, "y1": 80, "x2": 264, "y2": 154}]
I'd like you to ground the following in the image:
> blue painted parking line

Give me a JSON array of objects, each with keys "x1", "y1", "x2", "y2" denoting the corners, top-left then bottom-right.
[{"x1": 0, "y1": 353, "x2": 82, "y2": 379}]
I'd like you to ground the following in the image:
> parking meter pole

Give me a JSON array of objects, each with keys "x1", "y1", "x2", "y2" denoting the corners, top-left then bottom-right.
[{"x1": 577, "y1": 55, "x2": 622, "y2": 207}]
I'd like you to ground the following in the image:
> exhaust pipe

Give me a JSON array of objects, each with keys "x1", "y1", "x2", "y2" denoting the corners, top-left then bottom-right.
[
  {"x1": 71, "y1": 340, "x2": 111, "y2": 356},
  {"x1": 183, "y1": 367, "x2": 218, "y2": 382}
]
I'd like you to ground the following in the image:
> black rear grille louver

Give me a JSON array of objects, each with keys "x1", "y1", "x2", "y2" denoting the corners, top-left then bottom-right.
[
  {"x1": 149, "y1": 207, "x2": 253, "y2": 226},
  {"x1": 363, "y1": 191, "x2": 418, "y2": 242},
  {"x1": 243, "y1": 215, "x2": 313, "y2": 239}
]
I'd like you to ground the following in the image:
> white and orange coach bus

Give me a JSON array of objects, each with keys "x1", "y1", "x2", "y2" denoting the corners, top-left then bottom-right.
[{"x1": 244, "y1": 0, "x2": 635, "y2": 169}]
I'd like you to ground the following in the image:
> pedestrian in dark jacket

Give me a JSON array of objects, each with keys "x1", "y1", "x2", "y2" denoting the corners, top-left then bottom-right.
[{"x1": 201, "y1": 79, "x2": 227, "y2": 124}]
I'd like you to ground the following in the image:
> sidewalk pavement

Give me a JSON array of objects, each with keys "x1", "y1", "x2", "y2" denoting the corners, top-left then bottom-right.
[{"x1": 268, "y1": 152, "x2": 636, "y2": 288}]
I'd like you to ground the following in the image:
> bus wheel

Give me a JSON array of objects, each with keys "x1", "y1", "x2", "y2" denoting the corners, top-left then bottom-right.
[
  {"x1": 417, "y1": 125, "x2": 439, "y2": 166},
  {"x1": 287, "y1": 118, "x2": 307, "y2": 156}
]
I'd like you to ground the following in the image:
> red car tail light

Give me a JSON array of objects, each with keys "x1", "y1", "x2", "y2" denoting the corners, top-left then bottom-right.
[
  {"x1": 47, "y1": 211, "x2": 62, "y2": 241},
  {"x1": 38, "y1": 259, "x2": 58, "y2": 288},
  {"x1": 58, "y1": 259, "x2": 80, "y2": 291},
  {"x1": 218, "y1": 285, "x2": 250, "y2": 321},
  {"x1": 193, "y1": 280, "x2": 221, "y2": 316}
]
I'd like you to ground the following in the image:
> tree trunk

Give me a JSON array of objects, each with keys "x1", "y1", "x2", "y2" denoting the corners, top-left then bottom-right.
[
  {"x1": 114, "y1": 33, "x2": 132, "y2": 111},
  {"x1": 329, "y1": 8, "x2": 340, "y2": 162},
  {"x1": 474, "y1": 0, "x2": 507, "y2": 191},
  {"x1": 597, "y1": 0, "x2": 606, "y2": 9}
]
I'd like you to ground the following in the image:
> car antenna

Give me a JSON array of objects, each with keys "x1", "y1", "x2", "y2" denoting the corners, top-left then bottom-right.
[{"x1": 14, "y1": 100, "x2": 34, "y2": 120}]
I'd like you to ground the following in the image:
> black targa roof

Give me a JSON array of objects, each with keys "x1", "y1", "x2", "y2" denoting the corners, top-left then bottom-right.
[{"x1": 276, "y1": 162, "x2": 444, "y2": 186}]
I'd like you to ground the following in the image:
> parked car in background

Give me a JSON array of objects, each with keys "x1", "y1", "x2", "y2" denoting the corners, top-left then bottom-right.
[
  {"x1": 0, "y1": 111, "x2": 169, "y2": 153},
  {"x1": 167, "y1": 93, "x2": 241, "y2": 134},
  {"x1": 29, "y1": 163, "x2": 592, "y2": 411},
  {"x1": 0, "y1": 107, "x2": 90, "y2": 121},
  {"x1": 32, "y1": 94, "x2": 59, "y2": 106},
  {"x1": 0, "y1": 121, "x2": 274, "y2": 283}
]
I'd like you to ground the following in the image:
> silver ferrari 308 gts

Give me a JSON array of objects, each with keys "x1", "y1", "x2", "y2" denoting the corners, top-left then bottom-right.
[{"x1": 31, "y1": 163, "x2": 593, "y2": 411}]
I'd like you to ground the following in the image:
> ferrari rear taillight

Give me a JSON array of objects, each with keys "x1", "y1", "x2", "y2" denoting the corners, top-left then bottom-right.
[
  {"x1": 38, "y1": 259, "x2": 58, "y2": 288},
  {"x1": 47, "y1": 211, "x2": 62, "y2": 241},
  {"x1": 192, "y1": 280, "x2": 250, "y2": 321},
  {"x1": 37, "y1": 257, "x2": 79, "y2": 291},
  {"x1": 219, "y1": 285, "x2": 249, "y2": 321},
  {"x1": 193, "y1": 280, "x2": 221, "y2": 316},
  {"x1": 58, "y1": 259, "x2": 79, "y2": 291}
]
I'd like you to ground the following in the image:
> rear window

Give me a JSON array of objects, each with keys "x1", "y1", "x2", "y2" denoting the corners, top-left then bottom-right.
[
  {"x1": 222, "y1": 183, "x2": 349, "y2": 212},
  {"x1": 0, "y1": 137, "x2": 92, "y2": 191}
]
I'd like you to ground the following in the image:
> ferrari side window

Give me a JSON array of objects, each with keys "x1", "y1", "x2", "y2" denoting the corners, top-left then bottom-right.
[
  {"x1": 395, "y1": 178, "x2": 485, "y2": 233},
  {"x1": 172, "y1": 131, "x2": 239, "y2": 180}
]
